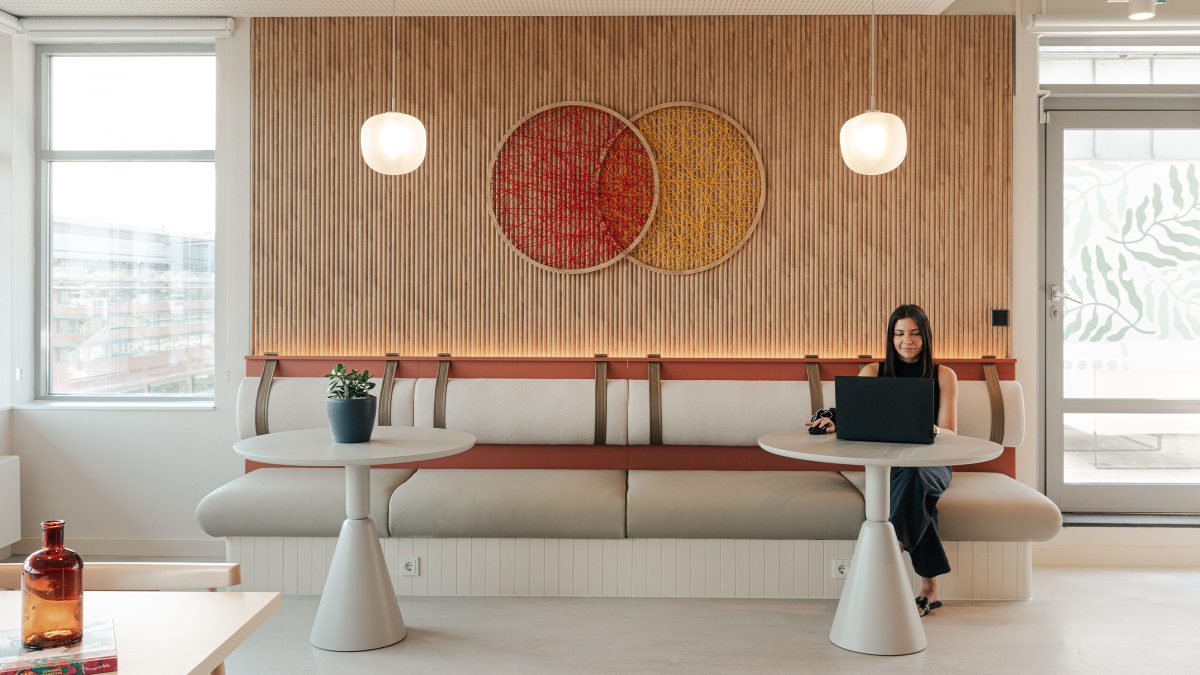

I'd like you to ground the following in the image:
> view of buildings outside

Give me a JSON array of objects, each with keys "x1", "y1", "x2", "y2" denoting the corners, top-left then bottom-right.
[{"x1": 47, "y1": 216, "x2": 215, "y2": 396}]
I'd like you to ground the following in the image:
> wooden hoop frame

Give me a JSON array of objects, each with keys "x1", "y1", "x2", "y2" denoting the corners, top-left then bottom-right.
[
  {"x1": 486, "y1": 101, "x2": 661, "y2": 275},
  {"x1": 626, "y1": 101, "x2": 767, "y2": 276}
]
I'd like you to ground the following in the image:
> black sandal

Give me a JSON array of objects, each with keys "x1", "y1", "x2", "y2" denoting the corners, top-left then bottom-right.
[{"x1": 915, "y1": 596, "x2": 943, "y2": 617}]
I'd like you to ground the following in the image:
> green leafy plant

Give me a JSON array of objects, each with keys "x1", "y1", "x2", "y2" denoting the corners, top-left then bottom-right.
[{"x1": 325, "y1": 363, "x2": 376, "y2": 400}]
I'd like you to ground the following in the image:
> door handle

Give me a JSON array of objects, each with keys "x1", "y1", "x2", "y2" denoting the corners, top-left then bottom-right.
[{"x1": 1050, "y1": 284, "x2": 1081, "y2": 304}]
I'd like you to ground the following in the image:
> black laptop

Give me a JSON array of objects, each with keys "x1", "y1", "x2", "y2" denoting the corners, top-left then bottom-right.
[{"x1": 834, "y1": 376, "x2": 936, "y2": 444}]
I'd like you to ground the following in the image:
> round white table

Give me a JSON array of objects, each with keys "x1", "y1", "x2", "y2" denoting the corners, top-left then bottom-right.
[
  {"x1": 757, "y1": 430, "x2": 1001, "y2": 656},
  {"x1": 234, "y1": 426, "x2": 476, "y2": 652}
]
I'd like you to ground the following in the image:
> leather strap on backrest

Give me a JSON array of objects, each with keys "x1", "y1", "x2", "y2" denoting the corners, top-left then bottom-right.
[
  {"x1": 982, "y1": 359, "x2": 1005, "y2": 444},
  {"x1": 434, "y1": 354, "x2": 451, "y2": 429},
  {"x1": 379, "y1": 355, "x2": 399, "y2": 426},
  {"x1": 594, "y1": 355, "x2": 608, "y2": 445},
  {"x1": 804, "y1": 357, "x2": 823, "y2": 416},
  {"x1": 254, "y1": 356, "x2": 278, "y2": 436},
  {"x1": 647, "y1": 355, "x2": 663, "y2": 446}
]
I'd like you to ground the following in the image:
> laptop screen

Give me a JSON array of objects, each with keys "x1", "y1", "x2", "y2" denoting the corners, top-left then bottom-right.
[{"x1": 834, "y1": 376, "x2": 936, "y2": 444}]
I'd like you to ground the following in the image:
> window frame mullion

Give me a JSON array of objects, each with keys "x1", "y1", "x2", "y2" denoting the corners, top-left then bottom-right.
[{"x1": 40, "y1": 150, "x2": 216, "y2": 162}]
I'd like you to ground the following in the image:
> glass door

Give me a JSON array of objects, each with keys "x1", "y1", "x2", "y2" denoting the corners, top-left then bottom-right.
[{"x1": 1046, "y1": 109, "x2": 1200, "y2": 513}]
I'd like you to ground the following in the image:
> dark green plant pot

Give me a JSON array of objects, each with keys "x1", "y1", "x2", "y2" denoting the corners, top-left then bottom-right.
[{"x1": 327, "y1": 396, "x2": 377, "y2": 443}]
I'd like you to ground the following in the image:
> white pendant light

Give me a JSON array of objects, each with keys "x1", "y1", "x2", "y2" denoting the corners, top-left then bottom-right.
[
  {"x1": 361, "y1": 4, "x2": 426, "y2": 175},
  {"x1": 1128, "y1": 0, "x2": 1156, "y2": 21},
  {"x1": 840, "y1": 1, "x2": 907, "y2": 176}
]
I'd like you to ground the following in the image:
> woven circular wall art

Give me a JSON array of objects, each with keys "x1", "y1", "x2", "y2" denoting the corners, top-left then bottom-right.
[
  {"x1": 628, "y1": 102, "x2": 766, "y2": 274},
  {"x1": 488, "y1": 102, "x2": 659, "y2": 273}
]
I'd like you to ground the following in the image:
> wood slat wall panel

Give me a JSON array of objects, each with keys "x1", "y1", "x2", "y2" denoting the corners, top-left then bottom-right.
[{"x1": 252, "y1": 16, "x2": 1012, "y2": 358}]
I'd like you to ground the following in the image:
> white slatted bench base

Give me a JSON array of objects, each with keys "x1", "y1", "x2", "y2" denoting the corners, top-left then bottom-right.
[{"x1": 226, "y1": 537, "x2": 1032, "y2": 600}]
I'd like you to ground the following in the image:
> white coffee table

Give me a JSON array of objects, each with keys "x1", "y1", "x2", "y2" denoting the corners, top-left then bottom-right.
[
  {"x1": 234, "y1": 426, "x2": 476, "y2": 652},
  {"x1": 0, "y1": 590, "x2": 279, "y2": 675},
  {"x1": 757, "y1": 430, "x2": 1001, "y2": 656}
]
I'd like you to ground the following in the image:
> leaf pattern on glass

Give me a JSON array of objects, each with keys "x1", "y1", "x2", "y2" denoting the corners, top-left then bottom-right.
[{"x1": 1064, "y1": 159, "x2": 1200, "y2": 343}]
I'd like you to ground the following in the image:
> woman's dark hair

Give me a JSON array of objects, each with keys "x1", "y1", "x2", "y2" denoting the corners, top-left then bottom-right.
[{"x1": 881, "y1": 304, "x2": 936, "y2": 378}]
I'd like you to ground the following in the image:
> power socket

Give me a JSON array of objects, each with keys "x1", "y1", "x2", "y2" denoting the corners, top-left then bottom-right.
[
  {"x1": 399, "y1": 556, "x2": 420, "y2": 576},
  {"x1": 831, "y1": 559, "x2": 851, "y2": 579}
]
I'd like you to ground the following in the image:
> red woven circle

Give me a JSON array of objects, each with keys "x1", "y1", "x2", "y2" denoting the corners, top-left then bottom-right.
[{"x1": 490, "y1": 104, "x2": 657, "y2": 272}]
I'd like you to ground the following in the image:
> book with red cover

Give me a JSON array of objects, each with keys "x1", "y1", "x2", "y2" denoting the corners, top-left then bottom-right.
[{"x1": 0, "y1": 619, "x2": 117, "y2": 675}]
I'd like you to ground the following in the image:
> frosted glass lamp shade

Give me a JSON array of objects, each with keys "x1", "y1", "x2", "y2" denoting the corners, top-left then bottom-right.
[
  {"x1": 1128, "y1": 0, "x2": 1155, "y2": 21},
  {"x1": 360, "y1": 112, "x2": 427, "y2": 175},
  {"x1": 839, "y1": 111, "x2": 908, "y2": 176}
]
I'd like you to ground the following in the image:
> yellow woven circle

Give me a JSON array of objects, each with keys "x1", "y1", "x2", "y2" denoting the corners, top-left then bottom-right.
[{"x1": 628, "y1": 103, "x2": 765, "y2": 273}]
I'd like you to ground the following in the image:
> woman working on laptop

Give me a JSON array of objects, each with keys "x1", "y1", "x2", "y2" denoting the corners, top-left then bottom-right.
[{"x1": 805, "y1": 304, "x2": 958, "y2": 617}]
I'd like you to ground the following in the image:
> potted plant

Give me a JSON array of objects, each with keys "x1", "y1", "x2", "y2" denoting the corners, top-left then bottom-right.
[{"x1": 325, "y1": 363, "x2": 377, "y2": 443}]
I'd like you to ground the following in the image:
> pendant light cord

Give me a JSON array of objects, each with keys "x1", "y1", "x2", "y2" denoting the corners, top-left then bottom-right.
[
  {"x1": 391, "y1": 0, "x2": 396, "y2": 109},
  {"x1": 869, "y1": 0, "x2": 876, "y2": 111}
]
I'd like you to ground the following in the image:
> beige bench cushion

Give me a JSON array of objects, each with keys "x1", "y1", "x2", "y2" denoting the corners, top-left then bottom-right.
[
  {"x1": 627, "y1": 470, "x2": 865, "y2": 540},
  {"x1": 195, "y1": 468, "x2": 415, "y2": 537},
  {"x1": 389, "y1": 469, "x2": 628, "y2": 538},
  {"x1": 628, "y1": 380, "x2": 814, "y2": 446},
  {"x1": 840, "y1": 471, "x2": 1062, "y2": 542},
  {"x1": 413, "y1": 378, "x2": 630, "y2": 445}
]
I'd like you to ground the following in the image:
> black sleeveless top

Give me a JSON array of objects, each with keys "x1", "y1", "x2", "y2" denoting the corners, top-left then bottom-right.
[{"x1": 885, "y1": 359, "x2": 940, "y2": 424}]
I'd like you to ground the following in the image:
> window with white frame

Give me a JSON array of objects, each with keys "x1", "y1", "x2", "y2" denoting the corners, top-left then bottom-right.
[
  {"x1": 1040, "y1": 41, "x2": 1200, "y2": 85},
  {"x1": 37, "y1": 45, "x2": 216, "y2": 398}
]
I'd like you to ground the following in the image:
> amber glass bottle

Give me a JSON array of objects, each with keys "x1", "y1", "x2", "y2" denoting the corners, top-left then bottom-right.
[{"x1": 22, "y1": 520, "x2": 84, "y2": 649}]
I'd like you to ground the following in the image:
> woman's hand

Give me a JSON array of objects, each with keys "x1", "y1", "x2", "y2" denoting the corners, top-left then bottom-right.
[{"x1": 804, "y1": 418, "x2": 836, "y2": 432}]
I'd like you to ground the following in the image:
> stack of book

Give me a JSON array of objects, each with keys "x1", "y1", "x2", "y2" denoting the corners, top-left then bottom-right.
[{"x1": 0, "y1": 619, "x2": 117, "y2": 675}]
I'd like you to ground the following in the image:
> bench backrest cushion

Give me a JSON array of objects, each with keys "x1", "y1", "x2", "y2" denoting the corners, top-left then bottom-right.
[
  {"x1": 628, "y1": 379, "x2": 814, "y2": 446},
  {"x1": 413, "y1": 378, "x2": 630, "y2": 445},
  {"x1": 235, "y1": 377, "x2": 416, "y2": 440},
  {"x1": 626, "y1": 379, "x2": 1024, "y2": 447},
  {"x1": 953, "y1": 380, "x2": 1025, "y2": 447}
]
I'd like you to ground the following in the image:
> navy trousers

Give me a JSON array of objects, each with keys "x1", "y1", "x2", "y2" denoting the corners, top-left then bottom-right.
[{"x1": 890, "y1": 466, "x2": 952, "y2": 579}]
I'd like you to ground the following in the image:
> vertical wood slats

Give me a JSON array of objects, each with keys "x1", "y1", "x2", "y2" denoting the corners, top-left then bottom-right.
[
  {"x1": 229, "y1": 536, "x2": 1033, "y2": 600},
  {"x1": 252, "y1": 16, "x2": 1012, "y2": 359}
]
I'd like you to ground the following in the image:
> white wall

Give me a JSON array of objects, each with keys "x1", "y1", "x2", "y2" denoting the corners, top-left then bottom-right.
[
  {"x1": 0, "y1": 30, "x2": 13, "y2": 416},
  {"x1": 1, "y1": 31, "x2": 17, "y2": 553},
  {"x1": 6, "y1": 21, "x2": 251, "y2": 556}
]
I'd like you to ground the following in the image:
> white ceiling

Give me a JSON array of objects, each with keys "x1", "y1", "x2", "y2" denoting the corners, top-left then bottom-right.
[{"x1": 0, "y1": 0, "x2": 959, "y2": 18}]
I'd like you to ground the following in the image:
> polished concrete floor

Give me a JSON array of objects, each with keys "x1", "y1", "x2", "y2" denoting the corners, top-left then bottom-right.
[{"x1": 224, "y1": 567, "x2": 1200, "y2": 674}]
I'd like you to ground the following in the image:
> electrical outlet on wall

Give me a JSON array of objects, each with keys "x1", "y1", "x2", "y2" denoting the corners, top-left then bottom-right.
[
  {"x1": 831, "y1": 559, "x2": 851, "y2": 579},
  {"x1": 399, "y1": 556, "x2": 420, "y2": 576}
]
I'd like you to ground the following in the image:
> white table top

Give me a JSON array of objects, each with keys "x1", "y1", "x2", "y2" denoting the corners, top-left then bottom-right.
[
  {"x1": 757, "y1": 430, "x2": 1002, "y2": 468},
  {"x1": 0, "y1": 591, "x2": 279, "y2": 675},
  {"x1": 233, "y1": 426, "x2": 477, "y2": 466}
]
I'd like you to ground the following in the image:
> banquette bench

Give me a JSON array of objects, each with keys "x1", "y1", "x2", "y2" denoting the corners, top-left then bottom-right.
[{"x1": 196, "y1": 356, "x2": 1061, "y2": 600}]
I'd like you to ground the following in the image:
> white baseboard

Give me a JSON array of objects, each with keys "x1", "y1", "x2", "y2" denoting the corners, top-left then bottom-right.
[
  {"x1": 1035, "y1": 527, "x2": 1200, "y2": 568},
  {"x1": 14, "y1": 537, "x2": 225, "y2": 558},
  {"x1": 227, "y1": 536, "x2": 1032, "y2": 600}
]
